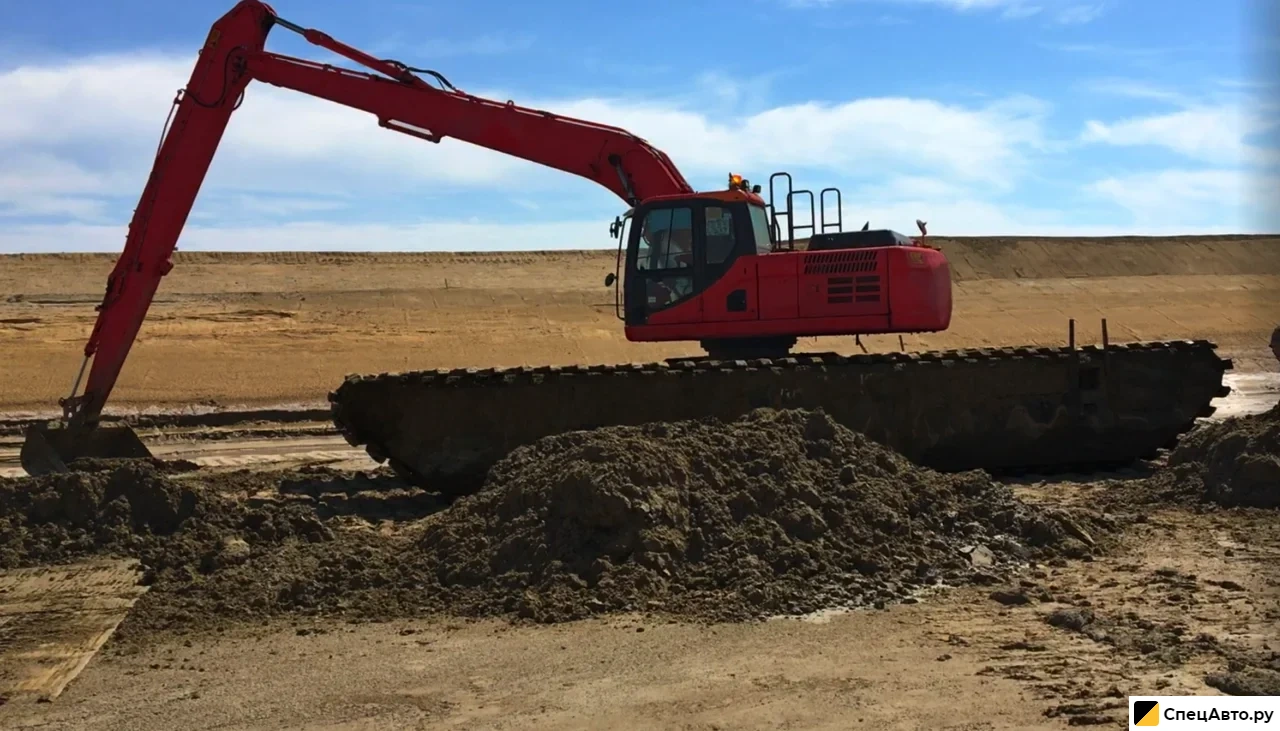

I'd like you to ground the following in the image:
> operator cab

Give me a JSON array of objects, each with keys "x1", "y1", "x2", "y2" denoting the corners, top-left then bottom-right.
[
  {"x1": 606, "y1": 172, "x2": 839, "y2": 328},
  {"x1": 617, "y1": 186, "x2": 773, "y2": 327}
]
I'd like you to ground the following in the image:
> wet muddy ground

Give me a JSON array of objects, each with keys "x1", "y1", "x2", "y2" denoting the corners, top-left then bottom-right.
[{"x1": 0, "y1": 405, "x2": 1276, "y2": 729}]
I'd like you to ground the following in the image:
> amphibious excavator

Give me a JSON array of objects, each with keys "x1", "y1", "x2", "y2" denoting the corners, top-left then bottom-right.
[{"x1": 21, "y1": 0, "x2": 1231, "y2": 493}]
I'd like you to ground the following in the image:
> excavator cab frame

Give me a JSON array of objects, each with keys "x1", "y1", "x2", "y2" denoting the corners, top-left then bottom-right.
[
  {"x1": 606, "y1": 210, "x2": 632, "y2": 320},
  {"x1": 620, "y1": 197, "x2": 767, "y2": 328},
  {"x1": 606, "y1": 176, "x2": 775, "y2": 326}
]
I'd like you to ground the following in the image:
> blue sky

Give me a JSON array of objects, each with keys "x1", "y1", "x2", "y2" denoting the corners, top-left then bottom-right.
[{"x1": 1, "y1": 0, "x2": 1277, "y2": 252}]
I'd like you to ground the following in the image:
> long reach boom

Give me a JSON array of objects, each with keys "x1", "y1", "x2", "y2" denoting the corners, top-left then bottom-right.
[{"x1": 56, "y1": 0, "x2": 691, "y2": 439}]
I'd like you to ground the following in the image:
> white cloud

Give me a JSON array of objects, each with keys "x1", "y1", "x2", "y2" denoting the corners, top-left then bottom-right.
[
  {"x1": 232, "y1": 196, "x2": 350, "y2": 217},
  {"x1": 1215, "y1": 77, "x2": 1279, "y2": 92},
  {"x1": 0, "y1": 153, "x2": 116, "y2": 196},
  {"x1": 1000, "y1": 4, "x2": 1043, "y2": 18},
  {"x1": 1086, "y1": 169, "x2": 1280, "y2": 231},
  {"x1": 775, "y1": 173, "x2": 1276, "y2": 237},
  {"x1": 552, "y1": 95, "x2": 1045, "y2": 187},
  {"x1": 0, "y1": 52, "x2": 544, "y2": 196},
  {"x1": 0, "y1": 153, "x2": 131, "y2": 220},
  {"x1": 0, "y1": 52, "x2": 1048, "y2": 229},
  {"x1": 1078, "y1": 78, "x2": 1191, "y2": 105},
  {"x1": 1081, "y1": 107, "x2": 1280, "y2": 166},
  {"x1": 0, "y1": 196, "x2": 109, "y2": 220},
  {"x1": 5, "y1": 47, "x2": 1272, "y2": 253},
  {"x1": 1052, "y1": 3, "x2": 1104, "y2": 24},
  {"x1": 0, "y1": 220, "x2": 610, "y2": 253},
  {"x1": 839, "y1": 197, "x2": 1257, "y2": 236},
  {"x1": 857, "y1": 175, "x2": 965, "y2": 200},
  {"x1": 0, "y1": 55, "x2": 181, "y2": 144}
]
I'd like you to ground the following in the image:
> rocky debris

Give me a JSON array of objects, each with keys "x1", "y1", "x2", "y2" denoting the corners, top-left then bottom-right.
[
  {"x1": 1206, "y1": 667, "x2": 1280, "y2": 696},
  {"x1": 989, "y1": 589, "x2": 1034, "y2": 606},
  {"x1": 1043, "y1": 606, "x2": 1220, "y2": 665},
  {"x1": 1108, "y1": 404, "x2": 1280, "y2": 508},
  {"x1": 988, "y1": 581, "x2": 1054, "y2": 606},
  {"x1": 1044, "y1": 603, "x2": 1280, "y2": 696},
  {"x1": 1043, "y1": 699, "x2": 1126, "y2": 727},
  {"x1": 0, "y1": 408, "x2": 1118, "y2": 633},
  {"x1": 1046, "y1": 607, "x2": 1096, "y2": 632}
]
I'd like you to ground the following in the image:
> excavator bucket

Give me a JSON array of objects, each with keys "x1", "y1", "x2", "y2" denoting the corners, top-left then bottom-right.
[
  {"x1": 330, "y1": 340, "x2": 1233, "y2": 497},
  {"x1": 20, "y1": 422, "x2": 154, "y2": 476}
]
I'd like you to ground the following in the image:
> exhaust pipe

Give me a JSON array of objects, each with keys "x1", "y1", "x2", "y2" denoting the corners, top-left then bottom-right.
[{"x1": 20, "y1": 422, "x2": 154, "y2": 476}]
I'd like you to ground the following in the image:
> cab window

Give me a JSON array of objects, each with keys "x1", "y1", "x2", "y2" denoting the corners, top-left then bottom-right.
[
  {"x1": 636, "y1": 207, "x2": 693, "y2": 270},
  {"x1": 748, "y1": 205, "x2": 772, "y2": 255},
  {"x1": 704, "y1": 206, "x2": 736, "y2": 265}
]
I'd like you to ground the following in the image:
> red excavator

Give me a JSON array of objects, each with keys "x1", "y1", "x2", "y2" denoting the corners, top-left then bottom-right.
[{"x1": 21, "y1": 0, "x2": 1229, "y2": 491}]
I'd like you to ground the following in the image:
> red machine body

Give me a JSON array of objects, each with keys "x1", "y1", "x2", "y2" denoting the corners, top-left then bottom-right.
[
  {"x1": 611, "y1": 174, "x2": 950, "y2": 356},
  {"x1": 633, "y1": 244, "x2": 951, "y2": 342}
]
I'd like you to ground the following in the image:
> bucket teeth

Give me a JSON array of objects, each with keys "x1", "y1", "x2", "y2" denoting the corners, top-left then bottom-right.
[{"x1": 329, "y1": 341, "x2": 1231, "y2": 497}]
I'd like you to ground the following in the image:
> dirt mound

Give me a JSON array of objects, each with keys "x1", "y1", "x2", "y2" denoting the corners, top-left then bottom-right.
[
  {"x1": 0, "y1": 409, "x2": 1117, "y2": 635},
  {"x1": 1108, "y1": 405, "x2": 1280, "y2": 508},
  {"x1": 0, "y1": 461, "x2": 201, "y2": 569},
  {"x1": 0, "y1": 463, "x2": 425, "y2": 637},
  {"x1": 1168, "y1": 404, "x2": 1280, "y2": 508},
  {"x1": 419, "y1": 408, "x2": 1114, "y2": 622}
]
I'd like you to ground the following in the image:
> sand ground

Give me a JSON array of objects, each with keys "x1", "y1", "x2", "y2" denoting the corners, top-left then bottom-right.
[
  {"x1": 2, "y1": 235, "x2": 1278, "y2": 412},
  {"x1": 1, "y1": 235, "x2": 1278, "y2": 729}
]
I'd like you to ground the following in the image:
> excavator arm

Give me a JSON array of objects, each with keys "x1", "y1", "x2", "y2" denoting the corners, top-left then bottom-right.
[{"x1": 21, "y1": 0, "x2": 694, "y2": 474}]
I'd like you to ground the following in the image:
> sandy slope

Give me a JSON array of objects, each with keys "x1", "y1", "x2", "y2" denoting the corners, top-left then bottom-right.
[{"x1": 1, "y1": 236, "x2": 1278, "y2": 411}]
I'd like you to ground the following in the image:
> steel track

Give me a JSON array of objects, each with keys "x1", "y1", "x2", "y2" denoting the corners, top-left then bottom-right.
[{"x1": 329, "y1": 340, "x2": 1232, "y2": 495}]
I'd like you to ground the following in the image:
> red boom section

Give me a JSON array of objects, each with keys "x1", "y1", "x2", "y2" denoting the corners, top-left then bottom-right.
[
  {"x1": 63, "y1": 1, "x2": 271, "y2": 425},
  {"x1": 626, "y1": 246, "x2": 951, "y2": 341},
  {"x1": 63, "y1": 0, "x2": 695, "y2": 427},
  {"x1": 246, "y1": 53, "x2": 692, "y2": 204}
]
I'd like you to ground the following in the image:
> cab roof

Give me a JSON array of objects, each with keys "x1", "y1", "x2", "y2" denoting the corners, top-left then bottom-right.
[{"x1": 641, "y1": 188, "x2": 767, "y2": 207}]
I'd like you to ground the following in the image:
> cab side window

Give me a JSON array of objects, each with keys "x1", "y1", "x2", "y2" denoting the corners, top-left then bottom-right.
[
  {"x1": 704, "y1": 206, "x2": 736, "y2": 265},
  {"x1": 749, "y1": 205, "x2": 773, "y2": 255},
  {"x1": 636, "y1": 207, "x2": 693, "y2": 271},
  {"x1": 635, "y1": 206, "x2": 695, "y2": 311}
]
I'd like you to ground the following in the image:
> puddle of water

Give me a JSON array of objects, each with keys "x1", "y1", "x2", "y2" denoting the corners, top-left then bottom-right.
[{"x1": 1213, "y1": 373, "x2": 1279, "y2": 419}]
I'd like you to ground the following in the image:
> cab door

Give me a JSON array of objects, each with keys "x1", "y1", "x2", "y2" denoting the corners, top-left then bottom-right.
[
  {"x1": 623, "y1": 204, "x2": 701, "y2": 326},
  {"x1": 698, "y1": 203, "x2": 759, "y2": 324}
]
